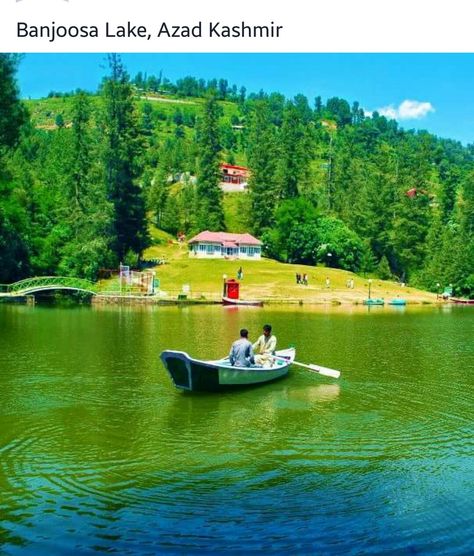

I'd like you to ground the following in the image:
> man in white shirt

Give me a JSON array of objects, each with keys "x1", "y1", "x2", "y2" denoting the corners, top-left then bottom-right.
[{"x1": 252, "y1": 324, "x2": 277, "y2": 367}]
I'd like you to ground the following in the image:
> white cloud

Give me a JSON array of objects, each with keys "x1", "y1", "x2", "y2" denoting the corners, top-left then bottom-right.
[
  {"x1": 378, "y1": 106, "x2": 399, "y2": 119},
  {"x1": 374, "y1": 99, "x2": 435, "y2": 121},
  {"x1": 398, "y1": 100, "x2": 435, "y2": 119}
]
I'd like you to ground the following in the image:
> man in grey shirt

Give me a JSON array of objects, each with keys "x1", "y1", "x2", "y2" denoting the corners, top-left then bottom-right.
[{"x1": 229, "y1": 329, "x2": 255, "y2": 367}]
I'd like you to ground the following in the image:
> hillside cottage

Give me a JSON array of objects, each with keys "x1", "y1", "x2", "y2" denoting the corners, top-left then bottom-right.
[
  {"x1": 188, "y1": 231, "x2": 262, "y2": 259},
  {"x1": 220, "y1": 163, "x2": 249, "y2": 192},
  {"x1": 220, "y1": 163, "x2": 248, "y2": 184}
]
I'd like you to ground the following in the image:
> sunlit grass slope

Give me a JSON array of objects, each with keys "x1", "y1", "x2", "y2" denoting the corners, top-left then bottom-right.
[{"x1": 144, "y1": 228, "x2": 437, "y2": 304}]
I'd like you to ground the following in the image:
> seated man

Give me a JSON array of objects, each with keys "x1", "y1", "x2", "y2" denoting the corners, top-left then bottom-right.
[
  {"x1": 252, "y1": 324, "x2": 277, "y2": 367},
  {"x1": 229, "y1": 328, "x2": 255, "y2": 367}
]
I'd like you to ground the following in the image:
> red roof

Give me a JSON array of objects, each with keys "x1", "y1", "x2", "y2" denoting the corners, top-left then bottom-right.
[
  {"x1": 220, "y1": 163, "x2": 249, "y2": 171},
  {"x1": 406, "y1": 187, "x2": 429, "y2": 198},
  {"x1": 188, "y1": 231, "x2": 261, "y2": 246}
]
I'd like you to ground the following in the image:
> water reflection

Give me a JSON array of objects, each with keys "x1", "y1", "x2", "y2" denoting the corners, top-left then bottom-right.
[
  {"x1": 0, "y1": 304, "x2": 473, "y2": 554},
  {"x1": 298, "y1": 383, "x2": 341, "y2": 403}
]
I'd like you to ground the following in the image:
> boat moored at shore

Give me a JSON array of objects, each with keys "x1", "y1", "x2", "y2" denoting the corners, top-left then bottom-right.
[
  {"x1": 388, "y1": 298, "x2": 407, "y2": 306},
  {"x1": 363, "y1": 298, "x2": 385, "y2": 306},
  {"x1": 451, "y1": 297, "x2": 474, "y2": 305},
  {"x1": 222, "y1": 296, "x2": 263, "y2": 306}
]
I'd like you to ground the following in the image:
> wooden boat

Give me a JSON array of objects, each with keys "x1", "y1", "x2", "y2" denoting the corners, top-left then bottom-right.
[
  {"x1": 363, "y1": 298, "x2": 385, "y2": 306},
  {"x1": 160, "y1": 347, "x2": 295, "y2": 392},
  {"x1": 222, "y1": 296, "x2": 263, "y2": 307},
  {"x1": 451, "y1": 297, "x2": 474, "y2": 305}
]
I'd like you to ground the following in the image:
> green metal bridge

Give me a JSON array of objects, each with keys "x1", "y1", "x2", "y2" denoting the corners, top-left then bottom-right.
[{"x1": 0, "y1": 276, "x2": 100, "y2": 297}]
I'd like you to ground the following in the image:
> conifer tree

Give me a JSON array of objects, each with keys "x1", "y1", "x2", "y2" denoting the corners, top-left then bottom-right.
[
  {"x1": 377, "y1": 255, "x2": 392, "y2": 280},
  {"x1": 390, "y1": 189, "x2": 431, "y2": 281},
  {"x1": 450, "y1": 171, "x2": 474, "y2": 295},
  {"x1": 276, "y1": 101, "x2": 313, "y2": 200},
  {"x1": 58, "y1": 92, "x2": 114, "y2": 279},
  {"x1": 101, "y1": 54, "x2": 149, "y2": 263},
  {"x1": 0, "y1": 54, "x2": 29, "y2": 281},
  {"x1": 0, "y1": 54, "x2": 27, "y2": 150},
  {"x1": 246, "y1": 99, "x2": 278, "y2": 233},
  {"x1": 195, "y1": 94, "x2": 224, "y2": 231}
]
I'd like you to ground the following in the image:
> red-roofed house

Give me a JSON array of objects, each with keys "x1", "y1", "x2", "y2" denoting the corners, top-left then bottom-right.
[
  {"x1": 220, "y1": 163, "x2": 249, "y2": 184},
  {"x1": 406, "y1": 187, "x2": 429, "y2": 198},
  {"x1": 188, "y1": 231, "x2": 262, "y2": 259},
  {"x1": 220, "y1": 163, "x2": 249, "y2": 192}
]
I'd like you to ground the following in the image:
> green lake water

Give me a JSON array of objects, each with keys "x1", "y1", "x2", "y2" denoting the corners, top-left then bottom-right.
[{"x1": 0, "y1": 303, "x2": 473, "y2": 554}]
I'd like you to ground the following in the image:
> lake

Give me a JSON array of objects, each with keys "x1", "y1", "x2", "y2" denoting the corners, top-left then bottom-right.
[{"x1": 0, "y1": 303, "x2": 473, "y2": 554}]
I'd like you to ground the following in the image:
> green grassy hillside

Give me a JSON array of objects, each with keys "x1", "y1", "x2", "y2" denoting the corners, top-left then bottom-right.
[
  {"x1": 140, "y1": 229, "x2": 437, "y2": 304},
  {"x1": 25, "y1": 93, "x2": 241, "y2": 130}
]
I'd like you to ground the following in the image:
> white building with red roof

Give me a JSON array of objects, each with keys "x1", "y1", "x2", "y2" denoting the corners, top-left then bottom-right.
[{"x1": 188, "y1": 231, "x2": 262, "y2": 259}]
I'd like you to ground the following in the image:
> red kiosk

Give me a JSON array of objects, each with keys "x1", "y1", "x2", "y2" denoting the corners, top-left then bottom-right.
[
  {"x1": 222, "y1": 277, "x2": 263, "y2": 306},
  {"x1": 223, "y1": 278, "x2": 240, "y2": 300}
]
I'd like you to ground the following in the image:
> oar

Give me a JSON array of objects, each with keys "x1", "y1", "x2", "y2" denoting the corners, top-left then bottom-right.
[{"x1": 274, "y1": 356, "x2": 341, "y2": 379}]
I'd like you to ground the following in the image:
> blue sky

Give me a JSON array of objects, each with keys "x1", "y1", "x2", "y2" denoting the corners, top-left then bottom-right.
[{"x1": 17, "y1": 53, "x2": 474, "y2": 145}]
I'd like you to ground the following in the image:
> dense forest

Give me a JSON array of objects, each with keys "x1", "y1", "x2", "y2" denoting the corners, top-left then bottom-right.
[{"x1": 1, "y1": 54, "x2": 473, "y2": 296}]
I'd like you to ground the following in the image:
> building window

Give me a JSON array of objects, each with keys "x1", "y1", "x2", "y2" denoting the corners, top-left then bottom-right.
[{"x1": 246, "y1": 247, "x2": 261, "y2": 256}]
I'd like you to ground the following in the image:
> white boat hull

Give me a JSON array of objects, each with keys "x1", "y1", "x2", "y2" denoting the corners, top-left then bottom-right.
[{"x1": 160, "y1": 348, "x2": 295, "y2": 392}]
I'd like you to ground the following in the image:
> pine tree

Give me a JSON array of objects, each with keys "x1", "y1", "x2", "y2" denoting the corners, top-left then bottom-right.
[
  {"x1": 246, "y1": 99, "x2": 278, "y2": 233},
  {"x1": 58, "y1": 92, "x2": 114, "y2": 279},
  {"x1": 390, "y1": 190, "x2": 431, "y2": 281},
  {"x1": 275, "y1": 102, "x2": 312, "y2": 199},
  {"x1": 178, "y1": 178, "x2": 198, "y2": 234},
  {"x1": 195, "y1": 94, "x2": 224, "y2": 231},
  {"x1": 377, "y1": 255, "x2": 392, "y2": 280},
  {"x1": 451, "y1": 170, "x2": 474, "y2": 296},
  {"x1": 70, "y1": 92, "x2": 92, "y2": 208},
  {"x1": 0, "y1": 54, "x2": 29, "y2": 281},
  {"x1": 0, "y1": 54, "x2": 27, "y2": 150},
  {"x1": 148, "y1": 145, "x2": 172, "y2": 229},
  {"x1": 101, "y1": 54, "x2": 149, "y2": 262}
]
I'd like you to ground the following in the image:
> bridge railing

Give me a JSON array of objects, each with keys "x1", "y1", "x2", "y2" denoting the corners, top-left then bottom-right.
[{"x1": 7, "y1": 276, "x2": 99, "y2": 294}]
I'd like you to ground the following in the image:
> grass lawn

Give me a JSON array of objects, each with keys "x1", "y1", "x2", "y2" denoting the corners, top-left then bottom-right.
[{"x1": 143, "y1": 229, "x2": 437, "y2": 304}]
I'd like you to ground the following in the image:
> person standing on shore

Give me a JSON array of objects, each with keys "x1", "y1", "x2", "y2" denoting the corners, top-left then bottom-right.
[
  {"x1": 229, "y1": 329, "x2": 254, "y2": 367},
  {"x1": 253, "y1": 324, "x2": 277, "y2": 366}
]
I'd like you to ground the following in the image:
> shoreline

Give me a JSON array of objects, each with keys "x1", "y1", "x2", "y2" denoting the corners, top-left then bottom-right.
[
  {"x1": 88, "y1": 293, "x2": 441, "y2": 306},
  {"x1": 0, "y1": 292, "x2": 447, "y2": 306}
]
